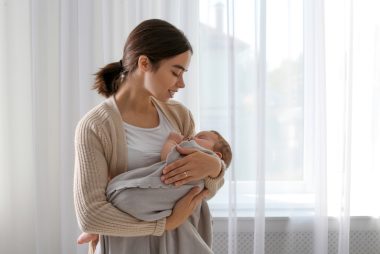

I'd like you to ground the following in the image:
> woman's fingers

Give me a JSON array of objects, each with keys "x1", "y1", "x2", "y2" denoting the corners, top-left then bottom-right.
[
  {"x1": 164, "y1": 172, "x2": 190, "y2": 185},
  {"x1": 171, "y1": 177, "x2": 192, "y2": 187},
  {"x1": 162, "y1": 156, "x2": 188, "y2": 174},
  {"x1": 161, "y1": 156, "x2": 193, "y2": 186},
  {"x1": 165, "y1": 150, "x2": 221, "y2": 179},
  {"x1": 162, "y1": 163, "x2": 188, "y2": 178},
  {"x1": 162, "y1": 147, "x2": 199, "y2": 175},
  {"x1": 162, "y1": 149, "x2": 222, "y2": 186},
  {"x1": 161, "y1": 164, "x2": 194, "y2": 186}
]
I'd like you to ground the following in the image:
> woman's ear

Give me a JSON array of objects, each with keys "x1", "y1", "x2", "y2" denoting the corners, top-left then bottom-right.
[
  {"x1": 215, "y1": 152, "x2": 222, "y2": 159},
  {"x1": 137, "y1": 55, "x2": 151, "y2": 72}
]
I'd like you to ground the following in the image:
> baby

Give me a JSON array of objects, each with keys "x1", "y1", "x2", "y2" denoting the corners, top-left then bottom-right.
[{"x1": 77, "y1": 130, "x2": 232, "y2": 245}]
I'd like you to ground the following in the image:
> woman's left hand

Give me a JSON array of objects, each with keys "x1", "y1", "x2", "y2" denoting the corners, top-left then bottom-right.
[{"x1": 161, "y1": 145, "x2": 221, "y2": 186}]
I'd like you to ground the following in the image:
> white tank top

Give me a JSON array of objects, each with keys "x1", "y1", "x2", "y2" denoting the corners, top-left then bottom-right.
[{"x1": 123, "y1": 106, "x2": 175, "y2": 170}]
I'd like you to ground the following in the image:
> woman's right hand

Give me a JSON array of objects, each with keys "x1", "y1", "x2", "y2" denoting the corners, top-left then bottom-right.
[{"x1": 165, "y1": 186, "x2": 209, "y2": 231}]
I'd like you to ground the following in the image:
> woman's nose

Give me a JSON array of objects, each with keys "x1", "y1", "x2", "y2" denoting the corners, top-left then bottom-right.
[{"x1": 177, "y1": 76, "x2": 185, "y2": 88}]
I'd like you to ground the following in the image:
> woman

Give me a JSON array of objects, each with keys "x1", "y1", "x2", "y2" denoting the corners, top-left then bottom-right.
[{"x1": 73, "y1": 19, "x2": 226, "y2": 253}]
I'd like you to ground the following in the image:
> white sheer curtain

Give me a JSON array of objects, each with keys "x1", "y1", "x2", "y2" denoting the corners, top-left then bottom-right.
[
  {"x1": 0, "y1": 0, "x2": 198, "y2": 253},
  {"x1": 1, "y1": 0, "x2": 380, "y2": 254},
  {"x1": 199, "y1": 0, "x2": 380, "y2": 254}
]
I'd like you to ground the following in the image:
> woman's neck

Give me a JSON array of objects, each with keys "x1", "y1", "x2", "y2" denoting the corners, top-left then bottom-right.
[
  {"x1": 114, "y1": 76, "x2": 153, "y2": 114},
  {"x1": 114, "y1": 76, "x2": 159, "y2": 127}
]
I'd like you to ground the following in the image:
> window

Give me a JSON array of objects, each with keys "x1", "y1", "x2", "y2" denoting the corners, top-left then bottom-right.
[
  {"x1": 198, "y1": 0, "x2": 380, "y2": 218},
  {"x1": 199, "y1": 0, "x2": 313, "y2": 217}
]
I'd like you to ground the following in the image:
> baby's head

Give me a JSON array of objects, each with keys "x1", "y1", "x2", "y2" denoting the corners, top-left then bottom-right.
[{"x1": 193, "y1": 130, "x2": 232, "y2": 168}]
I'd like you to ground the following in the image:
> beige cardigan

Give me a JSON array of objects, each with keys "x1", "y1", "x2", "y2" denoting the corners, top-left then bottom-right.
[{"x1": 74, "y1": 96, "x2": 225, "y2": 237}]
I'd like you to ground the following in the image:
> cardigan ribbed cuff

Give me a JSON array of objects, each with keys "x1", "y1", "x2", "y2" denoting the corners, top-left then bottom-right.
[
  {"x1": 204, "y1": 161, "x2": 226, "y2": 199},
  {"x1": 153, "y1": 218, "x2": 166, "y2": 236}
]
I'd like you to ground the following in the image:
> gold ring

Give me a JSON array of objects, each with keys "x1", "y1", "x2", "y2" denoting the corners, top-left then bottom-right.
[{"x1": 184, "y1": 171, "x2": 188, "y2": 177}]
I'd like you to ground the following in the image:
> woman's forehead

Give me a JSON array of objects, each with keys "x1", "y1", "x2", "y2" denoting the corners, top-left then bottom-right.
[{"x1": 161, "y1": 51, "x2": 191, "y2": 69}]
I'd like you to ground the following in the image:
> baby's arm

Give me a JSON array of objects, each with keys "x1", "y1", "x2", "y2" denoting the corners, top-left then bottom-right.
[{"x1": 161, "y1": 132, "x2": 185, "y2": 161}]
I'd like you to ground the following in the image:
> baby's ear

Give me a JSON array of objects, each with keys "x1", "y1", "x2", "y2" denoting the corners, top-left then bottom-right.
[{"x1": 215, "y1": 152, "x2": 222, "y2": 159}]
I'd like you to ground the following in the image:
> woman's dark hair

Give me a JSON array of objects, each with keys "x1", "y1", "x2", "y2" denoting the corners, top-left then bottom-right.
[{"x1": 93, "y1": 19, "x2": 193, "y2": 98}]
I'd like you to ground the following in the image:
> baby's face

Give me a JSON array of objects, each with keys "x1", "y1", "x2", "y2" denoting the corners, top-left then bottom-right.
[{"x1": 193, "y1": 131, "x2": 219, "y2": 151}]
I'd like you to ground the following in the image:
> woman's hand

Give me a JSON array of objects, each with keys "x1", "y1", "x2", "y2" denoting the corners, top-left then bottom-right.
[
  {"x1": 161, "y1": 145, "x2": 221, "y2": 187},
  {"x1": 165, "y1": 186, "x2": 210, "y2": 231}
]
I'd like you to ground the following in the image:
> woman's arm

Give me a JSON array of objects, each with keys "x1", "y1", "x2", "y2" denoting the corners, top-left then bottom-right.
[
  {"x1": 165, "y1": 186, "x2": 210, "y2": 230},
  {"x1": 74, "y1": 118, "x2": 165, "y2": 237}
]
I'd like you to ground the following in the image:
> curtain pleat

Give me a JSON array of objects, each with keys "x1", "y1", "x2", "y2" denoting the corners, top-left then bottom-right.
[
  {"x1": 337, "y1": 0, "x2": 353, "y2": 252},
  {"x1": 253, "y1": 0, "x2": 267, "y2": 253},
  {"x1": 304, "y1": 0, "x2": 329, "y2": 253},
  {"x1": 226, "y1": 0, "x2": 237, "y2": 253}
]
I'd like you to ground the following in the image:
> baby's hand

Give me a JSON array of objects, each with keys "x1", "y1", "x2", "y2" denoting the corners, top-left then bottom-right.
[
  {"x1": 168, "y1": 132, "x2": 185, "y2": 144},
  {"x1": 77, "y1": 232, "x2": 99, "y2": 244}
]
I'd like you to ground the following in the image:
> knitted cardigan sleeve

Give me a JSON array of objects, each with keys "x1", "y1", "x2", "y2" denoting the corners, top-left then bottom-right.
[
  {"x1": 204, "y1": 162, "x2": 226, "y2": 200},
  {"x1": 73, "y1": 116, "x2": 165, "y2": 237}
]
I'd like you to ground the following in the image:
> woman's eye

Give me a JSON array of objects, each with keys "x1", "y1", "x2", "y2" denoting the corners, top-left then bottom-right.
[{"x1": 172, "y1": 71, "x2": 179, "y2": 77}]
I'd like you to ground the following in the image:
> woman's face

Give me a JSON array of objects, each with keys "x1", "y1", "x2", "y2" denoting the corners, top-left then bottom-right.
[{"x1": 144, "y1": 50, "x2": 192, "y2": 102}]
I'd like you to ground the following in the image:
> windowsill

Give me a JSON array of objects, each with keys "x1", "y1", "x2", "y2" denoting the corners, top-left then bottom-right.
[{"x1": 212, "y1": 216, "x2": 380, "y2": 233}]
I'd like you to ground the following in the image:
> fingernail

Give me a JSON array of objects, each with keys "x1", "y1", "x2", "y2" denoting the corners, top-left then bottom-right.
[{"x1": 161, "y1": 176, "x2": 165, "y2": 181}]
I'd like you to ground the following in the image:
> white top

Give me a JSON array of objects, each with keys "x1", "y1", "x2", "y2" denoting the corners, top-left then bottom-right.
[{"x1": 123, "y1": 106, "x2": 175, "y2": 170}]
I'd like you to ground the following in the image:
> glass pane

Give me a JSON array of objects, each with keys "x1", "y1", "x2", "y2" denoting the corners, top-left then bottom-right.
[{"x1": 199, "y1": 0, "x2": 304, "y2": 216}]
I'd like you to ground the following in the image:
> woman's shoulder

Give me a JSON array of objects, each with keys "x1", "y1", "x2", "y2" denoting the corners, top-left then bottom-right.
[
  {"x1": 78, "y1": 102, "x2": 113, "y2": 124},
  {"x1": 76, "y1": 98, "x2": 120, "y2": 134}
]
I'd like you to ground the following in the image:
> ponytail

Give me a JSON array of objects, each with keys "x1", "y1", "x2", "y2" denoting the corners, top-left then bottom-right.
[{"x1": 93, "y1": 60, "x2": 126, "y2": 98}]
